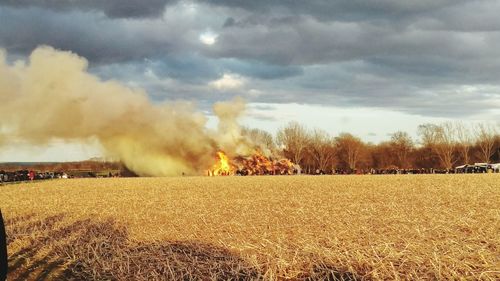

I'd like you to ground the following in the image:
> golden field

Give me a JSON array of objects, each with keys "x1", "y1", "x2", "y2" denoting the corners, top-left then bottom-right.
[{"x1": 1, "y1": 175, "x2": 499, "y2": 280}]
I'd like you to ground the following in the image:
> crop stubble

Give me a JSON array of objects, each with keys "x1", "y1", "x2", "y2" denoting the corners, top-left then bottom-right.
[{"x1": 1, "y1": 175, "x2": 499, "y2": 280}]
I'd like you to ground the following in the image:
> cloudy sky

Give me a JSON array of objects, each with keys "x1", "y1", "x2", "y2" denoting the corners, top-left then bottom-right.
[{"x1": 1, "y1": 0, "x2": 500, "y2": 161}]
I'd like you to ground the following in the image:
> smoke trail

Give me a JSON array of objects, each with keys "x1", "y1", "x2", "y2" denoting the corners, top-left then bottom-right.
[
  {"x1": 212, "y1": 97, "x2": 254, "y2": 157},
  {"x1": 0, "y1": 46, "x2": 249, "y2": 176}
]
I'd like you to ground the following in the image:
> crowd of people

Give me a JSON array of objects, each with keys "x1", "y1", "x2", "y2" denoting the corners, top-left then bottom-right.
[
  {"x1": 301, "y1": 165, "x2": 500, "y2": 175},
  {"x1": 304, "y1": 168, "x2": 451, "y2": 175},
  {"x1": 0, "y1": 168, "x2": 126, "y2": 184},
  {"x1": 0, "y1": 170, "x2": 68, "y2": 183},
  {"x1": 1, "y1": 164, "x2": 498, "y2": 184}
]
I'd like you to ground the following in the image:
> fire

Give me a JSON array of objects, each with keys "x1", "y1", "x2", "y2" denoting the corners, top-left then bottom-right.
[
  {"x1": 208, "y1": 150, "x2": 296, "y2": 176},
  {"x1": 209, "y1": 152, "x2": 235, "y2": 176}
]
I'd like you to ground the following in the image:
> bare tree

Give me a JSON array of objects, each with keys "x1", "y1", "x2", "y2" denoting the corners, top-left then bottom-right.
[
  {"x1": 242, "y1": 127, "x2": 276, "y2": 154},
  {"x1": 389, "y1": 131, "x2": 414, "y2": 169},
  {"x1": 371, "y1": 141, "x2": 395, "y2": 169},
  {"x1": 276, "y1": 121, "x2": 310, "y2": 165},
  {"x1": 308, "y1": 129, "x2": 336, "y2": 172},
  {"x1": 418, "y1": 123, "x2": 438, "y2": 147},
  {"x1": 455, "y1": 122, "x2": 473, "y2": 164},
  {"x1": 475, "y1": 123, "x2": 497, "y2": 163},
  {"x1": 335, "y1": 133, "x2": 364, "y2": 170},
  {"x1": 418, "y1": 122, "x2": 456, "y2": 170}
]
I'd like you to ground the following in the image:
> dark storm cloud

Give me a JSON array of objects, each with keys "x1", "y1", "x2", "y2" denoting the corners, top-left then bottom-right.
[
  {"x1": 243, "y1": 60, "x2": 500, "y2": 118},
  {"x1": 145, "y1": 56, "x2": 303, "y2": 82},
  {"x1": 221, "y1": 59, "x2": 303, "y2": 80},
  {"x1": 202, "y1": 0, "x2": 468, "y2": 22},
  {"x1": 0, "y1": 5, "x2": 204, "y2": 64},
  {"x1": 0, "y1": 8, "x2": 168, "y2": 63},
  {"x1": 0, "y1": 0, "x2": 178, "y2": 18},
  {"x1": 90, "y1": 55, "x2": 302, "y2": 89},
  {"x1": 415, "y1": 1, "x2": 500, "y2": 32},
  {"x1": 207, "y1": 15, "x2": 500, "y2": 66},
  {"x1": 198, "y1": 0, "x2": 500, "y2": 117}
]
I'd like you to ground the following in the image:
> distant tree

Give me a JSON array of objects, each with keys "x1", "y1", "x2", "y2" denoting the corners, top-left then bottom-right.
[
  {"x1": 494, "y1": 135, "x2": 500, "y2": 163},
  {"x1": 242, "y1": 127, "x2": 276, "y2": 155},
  {"x1": 418, "y1": 123, "x2": 439, "y2": 147},
  {"x1": 389, "y1": 131, "x2": 414, "y2": 169},
  {"x1": 413, "y1": 145, "x2": 440, "y2": 169},
  {"x1": 371, "y1": 141, "x2": 395, "y2": 169},
  {"x1": 359, "y1": 143, "x2": 375, "y2": 170},
  {"x1": 455, "y1": 122, "x2": 473, "y2": 164},
  {"x1": 474, "y1": 123, "x2": 497, "y2": 163},
  {"x1": 418, "y1": 122, "x2": 456, "y2": 169},
  {"x1": 88, "y1": 161, "x2": 101, "y2": 171},
  {"x1": 276, "y1": 121, "x2": 310, "y2": 165},
  {"x1": 335, "y1": 133, "x2": 365, "y2": 170},
  {"x1": 61, "y1": 162, "x2": 71, "y2": 171},
  {"x1": 308, "y1": 129, "x2": 336, "y2": 172},
  {"x1": 301, "y1": 149, "x2": 316, "y2": 174}
]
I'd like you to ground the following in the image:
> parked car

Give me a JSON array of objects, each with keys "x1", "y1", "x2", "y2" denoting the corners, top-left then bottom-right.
[
  {"x1": 488, "y1": 163, "x2": 500, "y2": 173},
  {"x1": 455, "y1": 163, "x2": 493, "y2": 173}
]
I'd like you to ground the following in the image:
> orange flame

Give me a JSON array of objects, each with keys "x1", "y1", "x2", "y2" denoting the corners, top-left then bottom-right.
[
  {"x1": 208, "y1": 150, "x2": 296, "y2": 176},
  {"x1": 209, "y1": 151, "x2": 235, "y2": 176}
]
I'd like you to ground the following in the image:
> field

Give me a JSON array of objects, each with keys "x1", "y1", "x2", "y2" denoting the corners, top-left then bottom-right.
[{"x1": 1, "y1": 175, "x2": 499, "y2": 280}]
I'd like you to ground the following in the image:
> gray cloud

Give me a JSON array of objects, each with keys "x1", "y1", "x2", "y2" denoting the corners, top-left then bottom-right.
[
  {"x1": 0, "y1": 5, "x2": 209, "y2": 63},
  {"x1": 1, "y1": 0, "x2": 499, "y2": 120},
  {"x1": 208, "y1": 16, "x2": 500, "y2": 66},
  {"x1": 0, "y1": 0, "x2": 177, "y2": 18},
  {"x1": 202, "y1": 0, "x2": 470, "y2": 22},
  {"x1": 239, "y1": 60, "x2": 500, "y2": 117},
  {"x1": 415, "y1": 1, "x2": 500, "y2": 32},
  {"x1": 0, "y1": 8, "x2": 167, "y2": 63}
]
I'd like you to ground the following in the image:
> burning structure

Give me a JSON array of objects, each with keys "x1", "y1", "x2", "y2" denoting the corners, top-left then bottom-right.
[
  {"x1": 0, "y1": 46, "x2": 296, "y2": 176},
  {"x1": 208, "y1": 151, "x2": 296, "y2": 176}
]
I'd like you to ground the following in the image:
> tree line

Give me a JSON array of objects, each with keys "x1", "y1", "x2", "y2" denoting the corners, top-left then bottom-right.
[{"x1": 244, "y1": 122, "x2": 500, "y2": 173}]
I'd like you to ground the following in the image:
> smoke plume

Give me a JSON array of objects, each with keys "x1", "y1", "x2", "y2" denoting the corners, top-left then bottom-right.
[{"x1": 0, "y1": 46, "x2": 253, "y2": 176}]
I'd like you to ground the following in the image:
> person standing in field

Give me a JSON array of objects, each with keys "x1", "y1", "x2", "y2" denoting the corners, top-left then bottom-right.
[{"x1": 0, "y1": 209, "x2": 7, "y2": 281}]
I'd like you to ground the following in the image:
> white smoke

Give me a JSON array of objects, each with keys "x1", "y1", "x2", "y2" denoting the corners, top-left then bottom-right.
[{"x1": 0, "y1": 46, "x2": 254, "y2": 176}]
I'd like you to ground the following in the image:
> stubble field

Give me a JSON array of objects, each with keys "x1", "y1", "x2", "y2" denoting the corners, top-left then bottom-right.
[{"x1": 1, "y1": 175, "x2": 499, "y2": 280}]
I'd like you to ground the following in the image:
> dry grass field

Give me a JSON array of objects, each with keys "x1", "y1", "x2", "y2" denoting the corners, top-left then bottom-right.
[{"x1": 1, "y1": 175, "x2": 499, "y2": 280}]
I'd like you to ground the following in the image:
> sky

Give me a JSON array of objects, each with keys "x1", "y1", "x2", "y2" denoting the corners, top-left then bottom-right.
[{"x1": 1, "y1": 0, "x2": 500, "y2": 161}]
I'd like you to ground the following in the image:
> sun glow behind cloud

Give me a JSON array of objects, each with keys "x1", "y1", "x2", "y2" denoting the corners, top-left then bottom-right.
[
  {"x1": 209, "y1": 73, "x2": 246, "y2": 91},
  {"x1": 199, "y1": 31, "x2": 218, "y2": 45}
]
